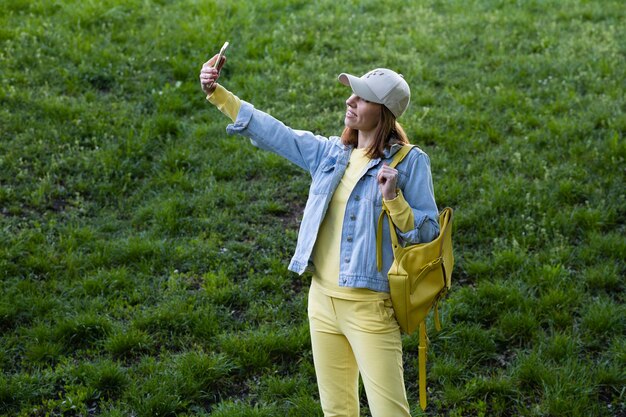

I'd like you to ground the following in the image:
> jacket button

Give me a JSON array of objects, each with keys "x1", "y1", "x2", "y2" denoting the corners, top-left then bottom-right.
[
  {"x1": 347, "y1": 236, "x2": 353, "y2": 242},
  {"x1": 344, "y1": 257, "x2": 350, "y2": 263},
  {"x1": 355, "y1": 195, "x2": 361, "y2": 201},
  {"x1": 350, "y1": 214, "x2": 356, "y2": 221}
]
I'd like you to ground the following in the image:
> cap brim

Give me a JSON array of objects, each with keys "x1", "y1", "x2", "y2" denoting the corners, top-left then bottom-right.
[{"x1": 338, "y1": 73, "x2": 381, "y2": 104}]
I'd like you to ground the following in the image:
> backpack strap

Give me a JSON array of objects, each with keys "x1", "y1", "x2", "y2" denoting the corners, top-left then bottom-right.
[
  {"x1": 375, "y1": 145, "x2": 446, "y2": 411},
  {"x1": 419, "y1": 208, "x2": 454, "y2": 409},
  {"x1": 419, "y1": 322, "x2": 428, "y2": 410},
  {"x1": 388, "y1": 144, "x2": 415, "y2": 169},
  {"x1": 432, "y1": 207, "x2": 454, "y2": 331}
]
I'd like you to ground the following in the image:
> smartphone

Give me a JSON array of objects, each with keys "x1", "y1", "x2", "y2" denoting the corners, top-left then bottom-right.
[{"x1": 213, "y1": 41, "x2": 229, "y2": 68}]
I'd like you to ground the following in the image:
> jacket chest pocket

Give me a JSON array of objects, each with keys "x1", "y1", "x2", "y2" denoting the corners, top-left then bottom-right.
[
  {"x1": 311, "y1": 161, "x2": 336, "y2": 195},
  {"x1": 361, "y1": 171, "x2": 382, "y2": 203},
  {"x1": 361, "y1": 168, "x2": 409, "y2": 203}
]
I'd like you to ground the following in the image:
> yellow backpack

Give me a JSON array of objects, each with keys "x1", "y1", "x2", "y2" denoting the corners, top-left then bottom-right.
[{"x1": 376, "y1": 145, "x2": 454, "y2": 410}]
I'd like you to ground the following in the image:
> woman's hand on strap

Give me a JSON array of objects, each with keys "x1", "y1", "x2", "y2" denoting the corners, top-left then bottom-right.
[
  {"x1": 199, "y1": 53, "x2": 226, "y2": 95},
  {"x1": 378, "y1": 162, "x2": 399, "y2": 200}
]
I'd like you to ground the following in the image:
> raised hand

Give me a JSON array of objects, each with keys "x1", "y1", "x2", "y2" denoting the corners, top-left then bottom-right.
[{"x1": 199, "y1": 53, "x2": 226, "y2": 95}]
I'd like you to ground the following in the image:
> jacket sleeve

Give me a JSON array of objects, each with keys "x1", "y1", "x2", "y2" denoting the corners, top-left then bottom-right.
[
  {"x1": 395, "y1": 150, "x2": 440, "y2": 244},
  {"x1": 225, "y1": 101, "x2": 331, "y2": 176}
]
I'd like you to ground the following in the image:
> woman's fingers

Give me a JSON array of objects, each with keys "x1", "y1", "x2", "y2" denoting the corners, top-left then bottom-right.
[
  {"x1": 377, "y1": 165, "x2": 399, "y2": 200},
  {"x1": 199, "y1": 53, "x2": 227, "y2": 94},
  {"x1": 200, "y1": 63, "x2": 220, "y2": 90},
  {"x1": 377, "y1": 165, "x2": 398, "y2": 185},
  {"x1": 205, "y1": 53, "x2": 220, "y2": 68},
  {"x1": 200, "y1": 68, "x2": 217, "y2": 81},
  {"x1": 203, "y1": 53, "x2": 226, "y2": 70}
]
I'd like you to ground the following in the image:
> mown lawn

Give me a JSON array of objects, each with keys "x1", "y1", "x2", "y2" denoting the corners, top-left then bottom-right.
[{"x1": 1, "y1": 0, "x2": 624, "y2": 416}]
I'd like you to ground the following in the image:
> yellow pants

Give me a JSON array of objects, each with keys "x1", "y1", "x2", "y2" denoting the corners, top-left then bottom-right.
[{"x1": 308, "y1": 283, "x2": 411, "y2": 417}]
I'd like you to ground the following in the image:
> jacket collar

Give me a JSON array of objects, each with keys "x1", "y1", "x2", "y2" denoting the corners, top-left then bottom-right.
[
  {"x1": 383, "y1": 140, "x2": 404, "y2": 159},
  {"x1": 340, "y1": 136, "x2": 406, "y2": 163}
]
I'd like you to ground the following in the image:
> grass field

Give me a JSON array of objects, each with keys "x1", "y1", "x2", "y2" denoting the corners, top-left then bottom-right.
[{"x1": 1, "y1": 0, "x2": 624, "y2": 416}]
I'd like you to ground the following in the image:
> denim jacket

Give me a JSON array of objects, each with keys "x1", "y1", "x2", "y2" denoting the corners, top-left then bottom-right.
[{"x1": 226, "y1": 101, "x2": 439, "y2": 293}]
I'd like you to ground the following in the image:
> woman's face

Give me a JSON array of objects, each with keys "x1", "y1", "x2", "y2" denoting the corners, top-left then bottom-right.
[{"x1": 344, "y1": 94, "x2": 381, "y2": 133}]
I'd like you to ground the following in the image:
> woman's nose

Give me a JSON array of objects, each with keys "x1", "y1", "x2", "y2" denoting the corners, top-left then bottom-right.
[{"x1": 346, "y1": 94, "x2": 357, "y2": 107}]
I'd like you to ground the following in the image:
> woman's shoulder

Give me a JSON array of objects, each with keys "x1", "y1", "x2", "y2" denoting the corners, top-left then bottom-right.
[
  {"x1": 328, "y1": 136, "x2": 346, "y2": 147},
  {"x1": 395, "y1": 144, "x2": 432, "y2": 172},
  {"x1": 389, "y1": 143, "x2": 430, "y2": 160},
  {"x1": 309, "y1": 135, "x2": 348, "y2": 152},
  {"x1": 406, "y1": 144, "x2": 430, "y2": 160}
]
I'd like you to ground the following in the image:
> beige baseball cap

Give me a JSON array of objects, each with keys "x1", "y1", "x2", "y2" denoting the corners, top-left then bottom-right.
[{"x1": 338, "y1": 68, "x2": 410, "y2": 118}]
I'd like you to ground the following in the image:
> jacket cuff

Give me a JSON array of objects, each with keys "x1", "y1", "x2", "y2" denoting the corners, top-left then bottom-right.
[{"x1": 226, "y1": 101, "x2": 254, "y2": 135}]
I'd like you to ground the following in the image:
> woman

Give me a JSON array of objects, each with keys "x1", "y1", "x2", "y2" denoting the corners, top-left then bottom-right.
[{"x1": 200, "y1": 52, "x2": 439, "y2": 417}]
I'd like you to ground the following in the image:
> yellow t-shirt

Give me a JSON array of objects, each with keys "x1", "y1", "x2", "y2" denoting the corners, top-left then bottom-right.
[
  {"x1": 311, "y1": 148, "x2": 390, "y2": 301},
  {"x1": 311, "y1": 149, "x2": 413, "y2": 301}
]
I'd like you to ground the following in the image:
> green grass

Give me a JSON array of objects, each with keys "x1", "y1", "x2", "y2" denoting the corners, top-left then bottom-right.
[{"x1": 1, "y1": 0, "x2": 624, "y2": 416}]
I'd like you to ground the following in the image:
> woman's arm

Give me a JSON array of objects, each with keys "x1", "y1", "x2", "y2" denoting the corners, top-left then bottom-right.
[
  {"x1": 200, "y1": 55, "x2": 331, "y2": 175},
  {"x1": 225, "y1": 101, "x2": 331, "y2": 175}
]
